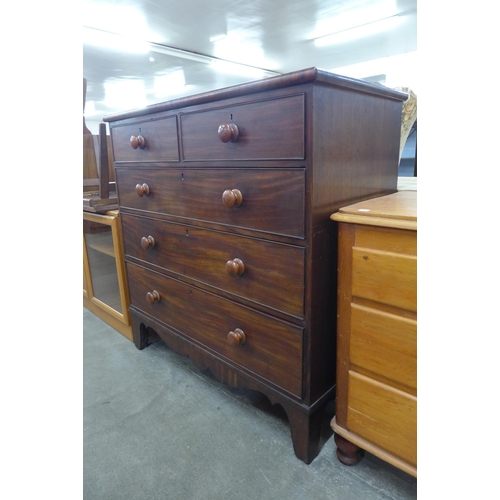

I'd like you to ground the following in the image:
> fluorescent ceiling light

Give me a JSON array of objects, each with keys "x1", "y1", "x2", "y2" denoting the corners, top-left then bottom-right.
[
  {"x1": 83, "y1": 2, "x2": 155, "y2": 42},
  {"x1": 83, "y1": 26, "x2": 150, "y2": 53},
  {"x1": 154, "y1": 70, "x2": 189, "y2": 98},
  {"x1": 104, "y1": 79, "x2": 148, "y2": 110},
  {"x1": 210, "y1": 34, "x2": 227, "y2": 43},
  {"x1": 314, "y1": 15, "x2": 401, "y2": 47},
  {"x1": 148, "y1": 42, "x2": 213, "y2": 64},
  {"x1": 83, "y1": 27, "x2": 280, "y2": 78}
]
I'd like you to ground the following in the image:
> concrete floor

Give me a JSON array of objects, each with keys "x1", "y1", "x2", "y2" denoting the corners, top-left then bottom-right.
[{"x1": 83, "y1": 308, "x2": 417, "y2": 499}]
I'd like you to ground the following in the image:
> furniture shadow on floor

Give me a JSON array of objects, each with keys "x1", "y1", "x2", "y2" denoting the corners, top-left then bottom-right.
[{"x1": 149, "y1": 338, "x2": 336, "y2": 455}]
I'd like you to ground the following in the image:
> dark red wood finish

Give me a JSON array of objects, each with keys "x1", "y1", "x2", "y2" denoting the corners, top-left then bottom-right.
[
  {"x1": 116, "y1": 167, "x2": 306, "y2": 240},
  {"x1": 105, "y1": 67, "x2": 407, "y2": 464},
  {"x1": 126, "y1": 262, "x2": 304, "y2": 397},
  {"x1": 120, "y1": 213, "x2": 305, "y2": 319}
]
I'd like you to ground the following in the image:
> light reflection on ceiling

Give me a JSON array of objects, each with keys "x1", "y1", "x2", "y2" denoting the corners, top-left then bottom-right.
[{"x1": 83, "y1": 0, "x2": 417, "y2": 126}]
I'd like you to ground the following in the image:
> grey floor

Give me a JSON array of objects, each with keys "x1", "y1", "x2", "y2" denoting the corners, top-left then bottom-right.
[{"x1": 83, "y1": 308, "x2": 417, "y2": 499}]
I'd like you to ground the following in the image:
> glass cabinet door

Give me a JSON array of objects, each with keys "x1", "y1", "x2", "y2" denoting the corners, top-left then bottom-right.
[
  {"x1": 83, "y1": 211, "x2": 131, "y2": 339},
  {"x1": 84, "y1": 220, "x2": 122, "y2": 313}
]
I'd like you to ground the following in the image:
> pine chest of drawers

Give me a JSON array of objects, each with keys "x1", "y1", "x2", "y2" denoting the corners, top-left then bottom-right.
[
  {"x1": 104, "y1": 67, "x2": 407, "y2": 463},
  {"x1": 330, "y1": 191, "x2": 417, "y2": 476}
]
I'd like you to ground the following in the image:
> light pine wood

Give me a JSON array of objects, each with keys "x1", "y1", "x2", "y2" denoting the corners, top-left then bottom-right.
[
  {"x1": 332, "y1": 417, "x2": 417, "y2": 477},
  {"x1": 352, "y1": 247, "x2": 417, "y2": 312},
  {"x1": 331, "y1": 190, "x2": 416, "y2": 231},
  {"x1": 347, "y1": 371, "x2": 417, "y2": 467},
  {"x1": 356, "y1": 225, "x2": 416, "y2": 255},
  {"x1": 331, "y1": 190, "x2": 417, "y2": 477},
  {"x1": 83, "y1": 210, "x2": 133, "y2": 341},
  {"x1": 335, "y1": 190, "x2": 416, "y2": 221},
  {"x1": 350, "y1": 303, "x2": 417, "y2": 393}
]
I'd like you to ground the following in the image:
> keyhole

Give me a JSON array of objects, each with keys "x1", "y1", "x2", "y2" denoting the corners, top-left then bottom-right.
[
  {"x1": 230, "y1": 113, "x2": 233, "y2": 120},
  {"x1": 181, "y1": 173, "x2": 184, "y2": 181},
  {"x1": 185, "y1": 230, "x2": 189, "y2": 237}
]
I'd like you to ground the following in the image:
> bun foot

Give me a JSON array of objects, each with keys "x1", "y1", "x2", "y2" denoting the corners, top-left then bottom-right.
[{"x1": 334, "y1": 433, "x2": 364, "y2": 466}]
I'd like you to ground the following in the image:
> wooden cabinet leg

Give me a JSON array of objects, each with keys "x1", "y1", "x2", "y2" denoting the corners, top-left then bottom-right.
[
  {"x1": 334, "y1": 433, "x2": 364, "y2": 466},
  {"x1": 285, "y1": 401, "x2": 328, "y2": 464},
  {"x1": 132, "y1": 318, "x2": 149, "y2": 350},
  {"x1": 131, "y1": 314, "x2": 160, "y2": 350}
]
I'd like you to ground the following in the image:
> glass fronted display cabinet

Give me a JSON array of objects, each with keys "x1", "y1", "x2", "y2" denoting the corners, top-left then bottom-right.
[{"x1": 83, "y1": 210, "x2": 132, "y2": 341}]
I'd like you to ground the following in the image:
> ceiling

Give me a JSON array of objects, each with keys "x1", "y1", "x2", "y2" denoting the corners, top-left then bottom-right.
[{"x1": 83, "y1": 0, "x2": 417, "y2": 125}]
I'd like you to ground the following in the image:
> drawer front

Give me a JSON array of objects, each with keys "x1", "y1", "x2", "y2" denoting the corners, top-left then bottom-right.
[
  {"x1": 347, "y1": 371, "x2": 416, "y2": 467},
  {"x1": 356, "y1": 225, "x2": 416, "y2": 256},
  {"x1": 180, "y1": 94, "x2": 305, "y2": 161},
  {"x1": 122, "y1": 214, "x2": 305, "y2": 318},
  {"x1": 127, "y1": 262, "x2": 304, "y2": 397},
  {"x1": 111, "y1": 116, "x2": 179, "y2": 162},
  {"x1": 116, "y1": 168, "x2": 305, "y2": 238},
  {"x1": 352, "y1": 247, "x2": 417, "y2": 312},
  {"x1": 350, "y1": 304, "x2": 417, "y2": 392}
]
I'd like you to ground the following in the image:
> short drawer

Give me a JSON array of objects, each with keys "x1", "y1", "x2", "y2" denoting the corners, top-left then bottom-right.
[
  {"x1": 122, "y1": 214, "x2": 305, "y2": 318},
  {"x1": 127, "y1": 262, "x2": 304, "y2": 397},
  {"x1": 116, "y1": 168, "x2": 305, "y2": 238},
  {"x1": 350, "y1": 303, "x2": 416, "y2": 391},
  {"x1": 180, "y1": 94, "x2": 305, "y2": 161},
  {"x1": 346, "y1": 371, "x2": 416, "y2": 467},
  {"x1": 110, "y1": 115, "x2": 179, "y2": 162},
  {"x1": 352, "y1": 247, "x2": 417, "y2": 312}
]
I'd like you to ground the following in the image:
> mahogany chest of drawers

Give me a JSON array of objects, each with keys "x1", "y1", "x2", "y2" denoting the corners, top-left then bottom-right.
[
  {"x1": 330, "y1": 191, "x2": 417, "y2": 476},
  {"x1": 104, "y1": 67, "x2": 407, "y2": 463}
]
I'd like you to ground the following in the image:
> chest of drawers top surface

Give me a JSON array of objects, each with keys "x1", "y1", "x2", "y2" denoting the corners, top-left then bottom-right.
[
  {"x1": 104, "y1": 67, "x2": 406, "y2": 125},
  {"x1": 332, "y1": 190, "x2": 416, "y2": 228}
]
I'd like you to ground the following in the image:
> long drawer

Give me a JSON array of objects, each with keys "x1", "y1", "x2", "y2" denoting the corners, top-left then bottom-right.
[
  {"x1": 116, "y1": 168, "x2": 305, "y2": 238},
  {"x1": 127, "y1": 262, "x2": 304, "y2": 397},
  {"x1": 350, "y1": 303, "x2": 417, "y2": 392},
  {"x1": 346, "y1": 371, "x2": 417, "y2": 467},
  {"x1": 111, "y1": 115, "x2": 179, "y2": 162},
  {"x1": 352, "y1": 247, "x2": 417, "y2": 312},
  {"x1": 121, "y1": 214, "x2": 305, "y2": 318},
  {"x1": 180, "y1": 94, "x2": 305, "y2": 161}
]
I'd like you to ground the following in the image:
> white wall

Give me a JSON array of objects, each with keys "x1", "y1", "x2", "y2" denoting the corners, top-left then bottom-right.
[{"x1": 330, "y1": 51, "x2": 418, "y2": 93}]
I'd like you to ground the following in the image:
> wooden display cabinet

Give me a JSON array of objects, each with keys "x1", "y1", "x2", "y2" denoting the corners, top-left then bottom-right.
[{"x1": 83, "y1": 210, "x2": 132, "y2": 341}]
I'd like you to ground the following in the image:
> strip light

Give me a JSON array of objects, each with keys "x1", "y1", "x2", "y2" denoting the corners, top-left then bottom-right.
[
  {"x1": 314, "y1": 15, "x2": 402, "y2": 47},
  {"x1": 83, "y1": 26, "x2": 280, "y2": 77}
]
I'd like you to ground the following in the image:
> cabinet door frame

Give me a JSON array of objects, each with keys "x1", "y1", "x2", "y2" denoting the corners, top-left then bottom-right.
[{"x1": 83, "y1": 211, "x2": 132, "y2": 337}]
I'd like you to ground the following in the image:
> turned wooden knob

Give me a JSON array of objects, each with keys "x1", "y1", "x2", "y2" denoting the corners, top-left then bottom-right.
[
  {"x1": 146, "y1": 290, "x2": 160, "y2": 304},
  {"x1": 136, "y1": 183, "x2": 150, "y2": 197},
  {"x1": 226, "y1": 258, "x2": 245, "y2": 277},
  {"x1": 222, "y1": 189, "x2": 243, "y2": 208},
  {"x1": 218, "y1": 122, "x2": 239, "y2": 143},
  {"x1": 228, "y1": 328, "x2": 246, "y2": 346},
  {"x1": 141, "y1": 235, "x2": 156, "y2": 249},
  {"x1": 130, "y1": 135, "x2": 146, "y2": 149}
]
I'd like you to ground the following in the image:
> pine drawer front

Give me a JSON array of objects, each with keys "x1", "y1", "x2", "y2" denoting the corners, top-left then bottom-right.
[
  {"x1": 111, "y1": 115, "x2": 179, "y2": 162},
  {"x1": 346, "y1": 371, "x2": 417, "y2": 467},
  {"x1": 351, "y1": 247, "x2": 417, "y2": 312},
  {"x1": 179, "y1": 94, "x2": 305, "y2": 161},
  {"x1": 127, "y1": 262, "x2": 304, "y2": 397},
  {"x1": 116, "y1": 168, "x2": 306, "y2": 238},
  {"x1": 121, "y1": 214, "x2": 305, "y2": 319},
  {"x1": 350, "y1": 303, "x2": 417, "y2": 392}
]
